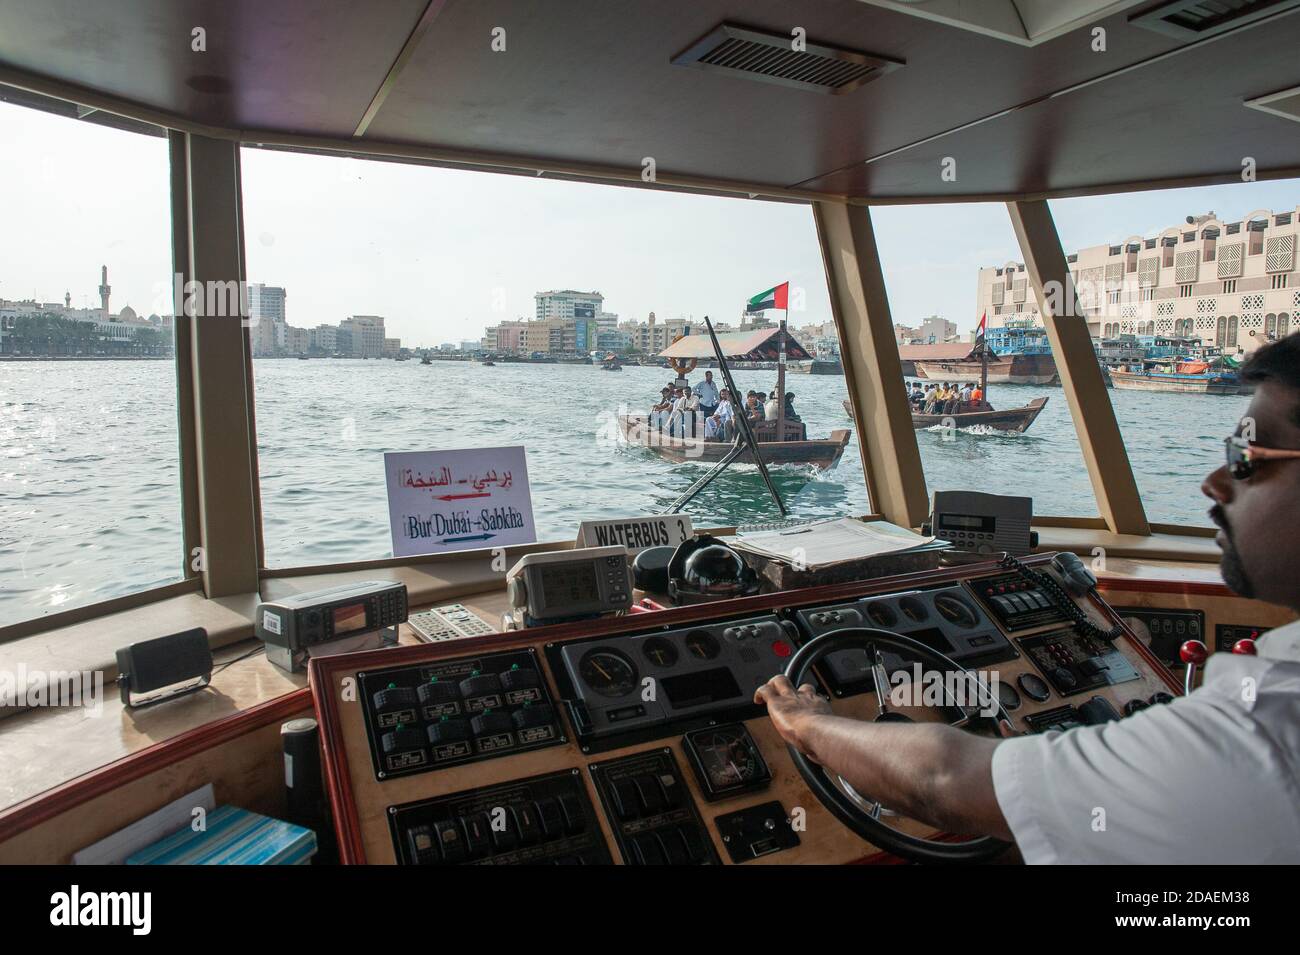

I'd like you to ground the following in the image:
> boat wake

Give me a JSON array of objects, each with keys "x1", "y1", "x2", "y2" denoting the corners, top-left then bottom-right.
[{"x1": 922, "y1": 424, "x2": 1025, "y2": 438}]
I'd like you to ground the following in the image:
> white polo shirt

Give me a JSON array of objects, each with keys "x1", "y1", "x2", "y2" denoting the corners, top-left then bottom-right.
[{"x1": 992, "y1": 618, "x2": 1300, "y2": 863}]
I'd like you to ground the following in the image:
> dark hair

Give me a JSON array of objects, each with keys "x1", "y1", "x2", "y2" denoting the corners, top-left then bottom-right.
[{"x1": 1241, "y1": 332, "x2": 1300, "y2": 426}]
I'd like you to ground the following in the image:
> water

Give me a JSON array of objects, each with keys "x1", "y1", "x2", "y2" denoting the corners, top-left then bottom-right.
[{"x1": 1, "y1": 359, "x2": 1246, "y2": 626}]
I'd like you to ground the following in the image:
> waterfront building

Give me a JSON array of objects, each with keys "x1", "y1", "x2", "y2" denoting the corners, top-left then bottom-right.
[
  {"x1": 978, "y1": 207, "x2": 1300, "y2": 356},
  {"x1": 534, "y1": 289, "x2": 604, "y2": 322},
  {"x1": 248, "y1": 283, "x2": 287, "y2": 356},
  {"x1": 339, "y1": 314, "x2": 386, "y2": 357}
]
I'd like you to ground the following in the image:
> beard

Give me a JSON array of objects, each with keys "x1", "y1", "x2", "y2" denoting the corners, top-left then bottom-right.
[{"x1": 1218, "y1": 532, "x2": 1255, "y2": 599}]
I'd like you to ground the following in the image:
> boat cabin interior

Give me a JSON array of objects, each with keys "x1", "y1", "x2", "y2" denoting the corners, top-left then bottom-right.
[{"x1": 2, "y1": 0, "x2": 1300, "y2": 893}]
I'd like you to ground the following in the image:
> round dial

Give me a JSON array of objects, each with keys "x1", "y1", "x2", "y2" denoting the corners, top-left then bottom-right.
[
  {"x1": 693, "y1": 729, "x2": 759, "y2": 787},
  {"x1": 934, "y1": 593, "x2": 979, "y2": 629},
  {"x1": 641, "y1": 636, "x2": 679, "y2": 668},
  {"x1": 899, "y1": 596, "x2": 929, "y2": 623},
  {"x1": 579, "y1": 648, "x2": 638, "y2": 698},
  {"x1": 684, "y1": 629, "x2": 721, "y2": 660},
  {"x1": 866, "y1": 602, "x2": 898, "y2": 628}
]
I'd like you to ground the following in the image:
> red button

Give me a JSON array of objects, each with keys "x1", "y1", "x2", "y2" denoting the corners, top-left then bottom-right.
[{"x1": 771, "y1": 640, "x2": 792, "y2": 658}]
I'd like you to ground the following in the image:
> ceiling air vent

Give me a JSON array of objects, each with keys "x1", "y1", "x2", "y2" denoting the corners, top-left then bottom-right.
[
  {"x1": 1131, "y1": 0, "x2": 1300, "y2": 39},
  {"x1": 671, "y1": 23, "x2": 903, "y2": 95}
]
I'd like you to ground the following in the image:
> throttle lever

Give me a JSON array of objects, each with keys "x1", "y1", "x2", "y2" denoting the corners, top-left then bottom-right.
[{"x1": 1179, "y1": 639, "x2": 1208, "y2": 696}]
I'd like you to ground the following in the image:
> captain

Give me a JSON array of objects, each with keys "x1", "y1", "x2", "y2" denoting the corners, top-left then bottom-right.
[{"x1": 757, "y1": 333, "x2": 1300, "y2": 863}]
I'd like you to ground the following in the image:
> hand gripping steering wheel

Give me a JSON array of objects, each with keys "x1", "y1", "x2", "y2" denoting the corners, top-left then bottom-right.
[{"x1": 782, "y1": 626, "x2": 1014, "y2": 864}]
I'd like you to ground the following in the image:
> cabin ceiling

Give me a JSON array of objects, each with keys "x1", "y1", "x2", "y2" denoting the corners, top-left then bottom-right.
[{"x1": 1, "y1": 0, "x2": 1299, "y2": 200}]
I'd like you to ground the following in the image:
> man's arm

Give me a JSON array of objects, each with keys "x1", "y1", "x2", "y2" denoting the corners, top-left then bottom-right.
[{"x1": 755, "y1": 675, "x2": 1014, "y2": 840}]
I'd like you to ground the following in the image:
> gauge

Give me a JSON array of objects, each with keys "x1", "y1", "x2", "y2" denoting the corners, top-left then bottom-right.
[
  {"x1": 865, "y1": 602, "x2": 897, "y2": 628},
  {"x1": 997, "y1": 679, "x2": 1021, "y2": 712},
  {"x1": 578, "y1": 648, "x2": 638, "y2": 698},
  {"x1": 640, "y1": 636, "x2": 678, "y2": 668},
  {"x1": 899, "y1": 596, "x2": 929, "y2": 623},
  {"x1": 684, "y1": 629, "x2": 720, "y2": 660},
  {"x1": 682, "y1": 724, "x2": 771, "y2": 800},
  {"x1": 934, "y1": 592, "x2": 979, "y2": 629}
]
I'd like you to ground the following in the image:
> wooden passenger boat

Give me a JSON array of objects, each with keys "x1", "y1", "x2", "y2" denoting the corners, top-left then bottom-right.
[
  {"x1": 618, "y1": 413, "x2": 850, "y2": 468},
  {"x1": 844, "y1": 396, "x2": 1048, "y2": 432},
  {"x1": 620, "y1": 325, "x2": 851, "y2": 470}
]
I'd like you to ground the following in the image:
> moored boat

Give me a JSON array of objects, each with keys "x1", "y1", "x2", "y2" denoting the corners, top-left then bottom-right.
[
  {"x1": 915, "y1": 351, "x2": 1057, "y2": 385},
  {"x1": 1109, "y1": 366, "x2": 1249, "y2": 395}
]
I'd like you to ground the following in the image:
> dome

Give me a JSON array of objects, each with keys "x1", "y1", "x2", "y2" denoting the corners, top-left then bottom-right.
[{"x1": 118, "y1": 304, "x2": 137, "y2": 321}]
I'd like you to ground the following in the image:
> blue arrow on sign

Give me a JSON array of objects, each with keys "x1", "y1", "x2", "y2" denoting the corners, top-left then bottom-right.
[{"x1": 441, "y1": 533, "x2": 496, "y2": 544}]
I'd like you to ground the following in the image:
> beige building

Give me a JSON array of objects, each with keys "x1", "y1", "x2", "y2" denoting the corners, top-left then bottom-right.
[
  {"x1": 339, "y1": 314, "x2": 386, "y2": 358},
  {"x1": 894, "y1": 315, "x2": 956, "y2": 345},
  {"x1": 977, "y1": 207, "x2": 1300, "y2": 356}
]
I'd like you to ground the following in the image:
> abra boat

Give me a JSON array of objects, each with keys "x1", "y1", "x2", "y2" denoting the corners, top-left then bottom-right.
[
  {"x1": 618, "y1": 324, "x2": 850, "y2": 469},
  {"x1": 845, "y1": 396, "x2": 1048, "y2": 433}
]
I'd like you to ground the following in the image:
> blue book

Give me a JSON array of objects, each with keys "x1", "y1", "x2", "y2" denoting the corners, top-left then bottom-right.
[{"x1": 126, "y1": 805, "x2": 317, "y2": 865}]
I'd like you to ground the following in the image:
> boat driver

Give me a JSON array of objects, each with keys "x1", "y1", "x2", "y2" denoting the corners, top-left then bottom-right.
[{"x1": 756, "y1": 332, "x2": 1300, "y2": 863}]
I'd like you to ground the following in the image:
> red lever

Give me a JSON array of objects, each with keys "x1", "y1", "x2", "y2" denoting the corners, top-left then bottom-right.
[
  {"x1": 1179, "y1": 639, "x2": 1208, "y2": 696},
  {"x1": 1232, "y1": 638, "x2": 1258, "y2": 656}
]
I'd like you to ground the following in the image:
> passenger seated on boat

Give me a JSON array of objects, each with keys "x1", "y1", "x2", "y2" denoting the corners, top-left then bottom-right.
[
  {"x1": 705, "y1": 389, "x2": 735, "y2": 441},
  {"x1": 757, "y1": 333, "x2": 1300, "y2": 863},
  {"x1": 909, "y1": 382, "x2": 925, "y2": 408},
  {"x1": 764, "y1": 390, "x2": 780, "y2": 421},
  {"x1": 651, "y1": 387, "x2": 673, "y2": 431},
  {"x1": 784, "y1": 392, "x2": 800, "y2": 421},
  {"x1": 922, "y1": 383, "x2": 939, "y2": 413},
  {"x1": 970, "y1": 384, "x2": 985, "y2": 409},
  {"x1": 959, "y1": 383, "x2": 974, "y2": 411},
  {"x1": 745, "y1": 392, "x2": 765, "y2": 424},
  {"x1": 924, "y1": 383, "x2": 946, "y2": 414},
  {"x1": 668, "y1": 385, "x2": 699, "y2": 438}
]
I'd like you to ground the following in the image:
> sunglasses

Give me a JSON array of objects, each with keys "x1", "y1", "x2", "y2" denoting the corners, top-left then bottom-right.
[{"x1": 1223, "y1": 435, "x2": 1300, "y2": 480}]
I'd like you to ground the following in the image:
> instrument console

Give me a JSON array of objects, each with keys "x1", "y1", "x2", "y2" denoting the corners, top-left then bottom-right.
[{"x1": 310, "y1": 554, "x2": 1181, "y2": 865}]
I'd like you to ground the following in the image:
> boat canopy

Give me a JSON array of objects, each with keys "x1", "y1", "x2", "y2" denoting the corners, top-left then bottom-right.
[{"x1": 658, "y1": 327, "x2": 812, "y2": 362}]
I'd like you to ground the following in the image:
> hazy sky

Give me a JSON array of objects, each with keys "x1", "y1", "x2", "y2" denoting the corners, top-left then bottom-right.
[{"x1": 3, "y1": 99, "x2": 1297, "y2": 346}]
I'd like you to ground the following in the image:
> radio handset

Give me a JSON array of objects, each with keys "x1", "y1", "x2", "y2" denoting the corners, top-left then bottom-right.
[
  {"x1": 1051, "y1": 551, "x2": 1097, "y2": 596},
  {"x1": 998, "y1": 552, "x2": 1122, "y2": 644}
]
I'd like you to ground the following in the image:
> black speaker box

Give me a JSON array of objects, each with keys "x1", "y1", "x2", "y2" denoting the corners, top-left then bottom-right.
[{"x1": 116, "y1": 627, "x2": 213, "y2": 707}]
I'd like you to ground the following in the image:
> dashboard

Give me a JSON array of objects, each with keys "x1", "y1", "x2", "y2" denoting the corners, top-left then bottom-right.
[{"x1": 310, "y1": 554, "x2": 1180, "y2": 865}]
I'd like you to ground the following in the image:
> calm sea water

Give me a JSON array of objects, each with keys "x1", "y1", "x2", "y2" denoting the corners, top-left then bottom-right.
[{"x1": 0, "y1": 358, "x2": 1245, "y2": 626}]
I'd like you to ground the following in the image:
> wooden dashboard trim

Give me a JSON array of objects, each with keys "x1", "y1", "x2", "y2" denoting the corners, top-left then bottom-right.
[
  {"x1": 0, "y1": 687, "x2": 313, "y2": 843},
  {"x1": 309, "y1": 553, "x2": 1182, "y2": 865},
  {"x1": 1096, "y1": 577, "x2": 1237, "y2": 599}
]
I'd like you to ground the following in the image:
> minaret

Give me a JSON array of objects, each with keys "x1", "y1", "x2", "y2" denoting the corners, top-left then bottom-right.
[
  {"x1": 64, "y1": 291, "x2": 71, "y2": 309},
  {"x1": 98, "y1": 265, "x2": 111, "y2": 317}
]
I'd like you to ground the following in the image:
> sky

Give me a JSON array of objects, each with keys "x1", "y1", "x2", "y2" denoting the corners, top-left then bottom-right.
[{"x1": 2, "y1": 99, "x2": 1298, "y2": 347}]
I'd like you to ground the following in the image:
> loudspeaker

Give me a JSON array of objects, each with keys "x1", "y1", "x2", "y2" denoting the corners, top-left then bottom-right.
[{"x1": 116, "y1": 627, "x2": 213, "y2": 708}]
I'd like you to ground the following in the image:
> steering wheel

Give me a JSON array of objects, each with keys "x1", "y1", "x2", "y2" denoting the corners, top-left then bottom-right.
[{"x1": 782, "y1": 626, "x2": 1014, "y2": 864}]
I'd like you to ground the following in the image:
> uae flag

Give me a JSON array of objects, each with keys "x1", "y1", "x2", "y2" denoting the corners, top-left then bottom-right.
[
  {"x1": 747, "y1": 282, "x2": 789, "y2": 312},
  {"x1": 975, "y1": 311, "x2": 988, "y2": 348}
]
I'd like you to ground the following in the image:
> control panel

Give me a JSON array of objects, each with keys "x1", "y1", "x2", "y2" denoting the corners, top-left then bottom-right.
[
  {"x1": 588, "y1": 749, "x2": 718, "y2": 865},
  {"x1": 550, "y1": 614, "x2": 801, "y2": 747},
  {"x1": 714, "y1": 801, "x2": 800, "y2": 863},
  {"x1": 1115, "y1": 607, "x2": 1205, "y2": 667},
  {"x1": 971, "y1": 572, "x2": 1070, "y2": 631},
  {"x1": 360, "y1": 648, "x2": 563, "y2": 780},
  {"x1": 1215, "y1": 623, "x2": 1271, "y2": 653},
  {"x1": 1018, "y1": 628, "x2": 1140, "y2": 697},
  {"x1": 793, "y1": 584, "x2": 1016, "y2": 696},
  {"x1": 311, "y1": 553, "x2": 1183, "y2": 865},
  {"x1": 390, "y1": 769, "x2": 611, "y2": 865}
]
